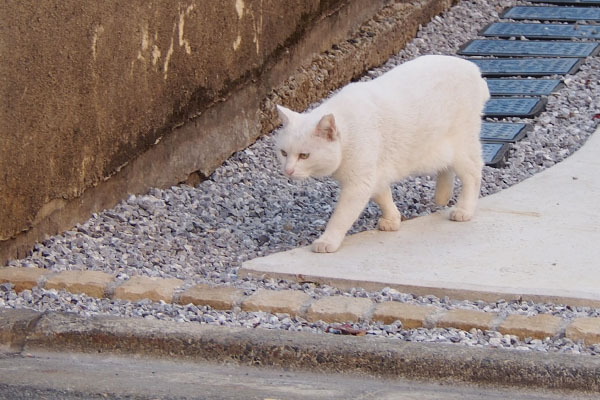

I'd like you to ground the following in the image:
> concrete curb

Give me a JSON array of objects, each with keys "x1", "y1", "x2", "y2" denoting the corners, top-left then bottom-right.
[
  {"x1": 1, "y1": 308, "x2": 599, "y2": 393},
  {"x1": 2, "y1": 267, "x2": 600, "y2": 346}
]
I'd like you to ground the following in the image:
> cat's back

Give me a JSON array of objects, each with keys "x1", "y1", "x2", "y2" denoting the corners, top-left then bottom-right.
[
  {"x1": 318, "y1": 55, "x2": 488, "y2": 143},
  {"x1": 322, "y1": 56, "x2": 483, "y2": 110},
  {"x1": 377, "y1": 55, "x2": 482, "y2": 85},
  {"x1": 323, "y1": 80, "x2": 379, "y2": 117},
  {"x1": 367, "y1": 55, "x2": 489, "y2": 118}
]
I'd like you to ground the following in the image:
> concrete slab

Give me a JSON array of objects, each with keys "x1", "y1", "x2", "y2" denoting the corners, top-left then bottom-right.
[{"x1": 241, "y1": 128, "x2": 600, "y2": 307}]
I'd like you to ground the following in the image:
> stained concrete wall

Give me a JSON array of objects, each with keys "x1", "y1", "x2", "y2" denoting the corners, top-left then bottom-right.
[{"x1": 0, "y1": 0, "x2": 455, "y2": 264}]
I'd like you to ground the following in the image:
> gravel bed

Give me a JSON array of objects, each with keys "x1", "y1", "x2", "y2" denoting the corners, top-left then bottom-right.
[{"x1": 4, "y1": 0, "x2": 600, "y2": 355}]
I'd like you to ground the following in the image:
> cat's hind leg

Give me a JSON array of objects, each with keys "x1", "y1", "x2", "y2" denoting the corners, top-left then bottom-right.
[
  {"x1": 450, "y1": 149, "x2": 483, "y2": 222},
  {"x1": 373, "y1": 186, "x2": 402, "y2": 231},
  {"x1": 434, "y1": 169, "x2": 455, "y2": 206}
]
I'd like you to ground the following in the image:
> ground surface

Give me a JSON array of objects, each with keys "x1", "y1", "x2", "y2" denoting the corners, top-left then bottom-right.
[{"x1": 2, "y1": 0, "x2": 600, "y2": 355}]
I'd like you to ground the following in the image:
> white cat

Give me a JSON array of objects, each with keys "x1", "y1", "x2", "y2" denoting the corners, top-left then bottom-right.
[{"x1": 275, "y1": 55, "x2": 490, "y2": 253}]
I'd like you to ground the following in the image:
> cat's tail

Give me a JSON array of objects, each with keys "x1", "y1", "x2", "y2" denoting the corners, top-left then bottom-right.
[
  {"x1": 480, "y1": 76, "x2": 491, "y2": 104},
  {"x1": 476, "y1": 68, "x2": 491, "y2": 109}
]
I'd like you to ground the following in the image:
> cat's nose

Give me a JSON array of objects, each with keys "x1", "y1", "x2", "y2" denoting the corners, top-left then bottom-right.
[{"x1": 285, "y1": 167, "x2": 295, "y2": 176}]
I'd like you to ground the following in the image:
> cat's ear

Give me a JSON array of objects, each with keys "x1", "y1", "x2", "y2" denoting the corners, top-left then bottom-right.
[
  {"x1": 315, "y1": 114, "x2": 337, "y2": 141},
  {"x1": 276, "y1": 105, "x2": 297, "y2": 126}
]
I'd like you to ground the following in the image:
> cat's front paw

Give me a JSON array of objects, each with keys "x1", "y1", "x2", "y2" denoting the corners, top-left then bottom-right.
[
  {"x1": 378, "y1": 216, "x2": 401, "y2": 231},
  {"x1": 312, "y1": 237, "x2": 342, "y2": 253},
  {"x1": 450, "y1": 208, "x2": 473, "y2": 222}
]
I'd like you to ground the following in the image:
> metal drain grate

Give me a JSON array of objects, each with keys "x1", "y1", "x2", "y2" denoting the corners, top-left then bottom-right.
[
  {"x1": 528, "y1": 0, "x2": 600, "y2": 6},
  {"x1": 459, "y1": 40, "x2": 599, "y2": 57},
  {"x1": 486, "y1": 78, "x2": 562, "y2": 96},
  {"x1": 501, "y1": 6, "x2": 600, "y2": 21},
  {"x1": 469, "y1": 57, "x2": 583, "y2": 77},
  {"x1": 481, "y1": 122, "x2": 531, "y2": 142},
  {"x1": 482, "y1": 143, "x2": 510, "y2": 167},
  {"x1": 484, "y1": 97, "x2": 547, "y2": 118},
  {"x1": 482, "y1": 22, "x2": 600, "y2": 40}
]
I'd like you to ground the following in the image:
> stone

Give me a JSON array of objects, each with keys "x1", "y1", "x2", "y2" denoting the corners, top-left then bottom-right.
[
  {"x1": 435, "y1": 309, "x2": 499, "y2": 332},
  {"x1": 306, "y1": 296, "x2": 373, "y2": 323},
  {"x1": 241, "y1": 289, "x2": 311, "y2": 315},
  {"x1": 499, "y1": 314, "x2": 563, "y2": 340},
  {"x1": 44, "y1": 270, "x2": 115, "y2": 298},
  {"x1": 566, "y1": 317, "x2": 600, "y2": 346},
  {"x1": 113, "y1": 276, "x2": 183, "y2": 303},
  {"x1": 0, "y1": 308, "x2": 42, "y2": 350},
  {"x1": 178, "y1": 284, "x2": 245, "y2": 310},
  {"x1": 373, "y1": 302, "x2": 438, "y2": 328},
  {"x1": 0, "y1": 267, "x2": 51, "y2": 292}
]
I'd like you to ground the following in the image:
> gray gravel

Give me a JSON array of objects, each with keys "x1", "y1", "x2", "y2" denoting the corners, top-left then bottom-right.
[{"x1": 4, "y1": 0, "x2": 600, "y2": 355}]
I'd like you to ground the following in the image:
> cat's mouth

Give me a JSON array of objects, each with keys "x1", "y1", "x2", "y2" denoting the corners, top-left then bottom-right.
[{"x1": 284, "y1": 172, "x2": 309, "y2": 180}]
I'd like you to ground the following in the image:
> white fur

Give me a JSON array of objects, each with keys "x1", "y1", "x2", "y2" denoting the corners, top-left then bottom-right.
[{"x1": 275, "y1": 55, "x2": 490, "y2": 253}]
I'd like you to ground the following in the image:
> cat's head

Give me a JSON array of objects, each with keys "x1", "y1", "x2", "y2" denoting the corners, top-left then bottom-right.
[{"x1": 274, "y1": 105, "x2": 342, "y2": 180}]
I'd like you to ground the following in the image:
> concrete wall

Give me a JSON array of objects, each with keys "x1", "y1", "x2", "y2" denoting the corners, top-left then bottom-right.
[{"x1": 0, "y1": 0, "x2": 455, "y2": 264}]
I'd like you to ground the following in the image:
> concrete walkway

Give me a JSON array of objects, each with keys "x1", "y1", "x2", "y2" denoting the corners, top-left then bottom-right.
[{"x1": 241, "y1": 127, "x2": 600, "y2": 308}]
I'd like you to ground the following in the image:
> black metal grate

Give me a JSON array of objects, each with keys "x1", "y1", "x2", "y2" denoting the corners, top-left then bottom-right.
[
  {"x1": 486, "y1": 78, "x2": 562, "y2": 96},
  {"x1": 482, "y1": 143, "x2": 510, "y2": 167},
  {"x1": 528, "y1": 0, "x2": 600, "y2": 6},
  {"x1": 482, "y1": 22, "x2": 600, "y2": 40},
  {"x1": 469, "y1": 57, "x2": 583, "y2": 77},
  {"x1": 459, "y1": 39, "x2": 599, "y2": 57},
  {"x1": 484, "y1": 97, "x2": 547, "y2": 118},
  {"x1": 467, "y1": 3, "x2": 600, "y2": 167},
  {"x1": 481, "y1": 122, "x2": 531, "y2": 142},
  {"x1": 501, "y1": 6, "x2": 600, "y2": 21}
]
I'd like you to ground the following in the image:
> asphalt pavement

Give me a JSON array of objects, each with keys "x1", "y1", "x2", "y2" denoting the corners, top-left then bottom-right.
[{"x1": 0, "y1": 351, "x2": 597, "y2": 400}]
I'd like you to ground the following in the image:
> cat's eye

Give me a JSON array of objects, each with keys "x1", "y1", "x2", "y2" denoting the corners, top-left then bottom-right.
[
  {"x1": 280, "y1": 150, "x2": 288, "y2": 157},
  {"x1": 298, "y1": 153, "x2": 310, "y2": 160}
]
